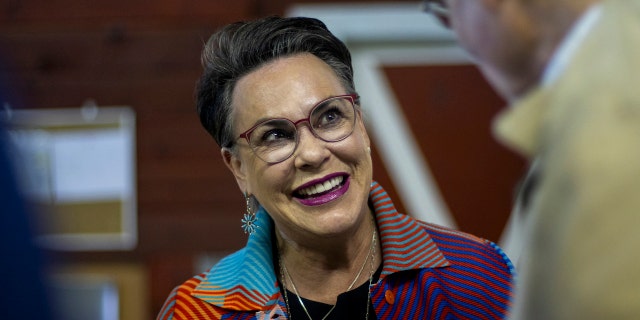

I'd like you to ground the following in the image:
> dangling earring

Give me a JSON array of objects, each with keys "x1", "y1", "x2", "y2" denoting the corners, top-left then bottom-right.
[{"x1": 241, "y1": 192, "x2": 259, "y2": 235}]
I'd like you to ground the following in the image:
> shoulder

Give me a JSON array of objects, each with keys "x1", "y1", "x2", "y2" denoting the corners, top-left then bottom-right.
[
  {"x1": 418, "y1": 220, "x2": 516, "y2": 276},
  {"x1": 157, "y1": 273, "x2": 221, "y2": 320},
  {"x1": 156, "y1": 247, "x2": 262, "y2": 320},
  {"x1": 374, "y1": 220, "x2": 515, "y2": 318},
  {"x1": 157, "y1": 251, "x2": 251, "y2": 320},
  {"x1": 419, "y1": 220, "x2": 485, "y2": 243}
]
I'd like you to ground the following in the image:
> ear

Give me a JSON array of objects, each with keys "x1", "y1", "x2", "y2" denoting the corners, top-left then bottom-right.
[{"x1": 221, "y1": 147, "x2": 248, "y2": 193}]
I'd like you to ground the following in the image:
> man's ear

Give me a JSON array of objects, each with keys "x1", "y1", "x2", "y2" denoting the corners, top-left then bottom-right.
[{"x1": 221, "y1": 147, "x2": 248, "y2": 193}]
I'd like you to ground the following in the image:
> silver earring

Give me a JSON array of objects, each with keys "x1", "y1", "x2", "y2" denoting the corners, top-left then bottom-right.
[{"x1": 241, "y1": 192, "x2": 259, "y2": 235}]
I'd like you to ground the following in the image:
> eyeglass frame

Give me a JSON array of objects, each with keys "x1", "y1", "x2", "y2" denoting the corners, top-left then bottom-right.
[
  {"x1": 421, "y1": 0, "x2": 450, "y2": 26},
  {"x1": 236, "y1": 93, "x2": 360, "y2": 164}
]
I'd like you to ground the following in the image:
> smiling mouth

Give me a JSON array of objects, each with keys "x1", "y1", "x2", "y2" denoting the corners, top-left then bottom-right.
[{"x1": 294, "y1": 175, "x2": 346, "y2": 199}]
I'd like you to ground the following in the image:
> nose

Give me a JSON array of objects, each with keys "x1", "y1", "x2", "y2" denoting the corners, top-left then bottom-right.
[{"x1": 293, "y1": 126, "x2": 329, "y2": 169}]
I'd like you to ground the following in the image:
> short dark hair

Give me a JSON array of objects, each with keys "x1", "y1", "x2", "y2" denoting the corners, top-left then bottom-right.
[{"x1": 196, "y1": 16, "x2": 356, "y2": 148}]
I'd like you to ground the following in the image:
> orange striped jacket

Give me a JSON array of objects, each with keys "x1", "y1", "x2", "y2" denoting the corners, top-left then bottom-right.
[{"x1": 157, "y1": 181, "x2": 515, "y2": 319}]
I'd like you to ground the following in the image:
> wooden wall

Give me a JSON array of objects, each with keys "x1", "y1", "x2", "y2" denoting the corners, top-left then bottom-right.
[{"x1": 2, "y1": 1, "x2": 431, "y2": 317}]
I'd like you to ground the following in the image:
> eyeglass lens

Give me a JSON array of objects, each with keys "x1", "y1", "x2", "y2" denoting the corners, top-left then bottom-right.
[{"x1": 247, "y1": 96, "x2": 356, "y2": 163}]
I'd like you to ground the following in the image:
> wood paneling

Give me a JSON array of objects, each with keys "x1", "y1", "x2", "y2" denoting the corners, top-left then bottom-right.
[
  {"x1": 0, "y1": 0, "x2": 256, "y2": 25},
  {"x1": 383, "y1": 64, "x2": 526, "y2": 241},
  {"x1": 0, "y1": 2, "x2": 263, "y2": 315}
]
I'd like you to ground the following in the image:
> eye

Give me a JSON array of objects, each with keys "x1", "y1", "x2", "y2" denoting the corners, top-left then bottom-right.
[
  {"x1": 311, "y1": 99, "x2": 353, "y2": 130},
  {"x1": 321, "y1": 108, "x2": 343, "y2": 124},
  {"x1": 250, "y1": 120, "x2": 296, "y2": 147},
  {"x1": 261, "y1": 128, "x2": 294, "y2": 142}
]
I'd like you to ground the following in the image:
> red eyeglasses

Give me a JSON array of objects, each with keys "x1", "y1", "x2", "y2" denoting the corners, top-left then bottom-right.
[{"x1": 236, "y1": 94, "x2": 359, "y2": 164}]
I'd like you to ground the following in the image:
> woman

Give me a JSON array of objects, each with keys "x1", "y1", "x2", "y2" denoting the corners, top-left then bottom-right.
[{"x1": 158, "y1": 16, "x2": 514, "y2": 320}]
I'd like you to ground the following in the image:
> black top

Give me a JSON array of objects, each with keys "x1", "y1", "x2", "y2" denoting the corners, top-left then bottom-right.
[{"x1": 281, "y1": 265, "x2": 382, "y2": 320}]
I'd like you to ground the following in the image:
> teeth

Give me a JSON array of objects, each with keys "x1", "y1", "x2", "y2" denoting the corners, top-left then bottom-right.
[{"x1": 299, "y1": 176, "x2": 343, "y2": 196}]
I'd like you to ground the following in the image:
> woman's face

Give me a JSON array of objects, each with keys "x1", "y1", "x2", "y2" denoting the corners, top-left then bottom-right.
[{"x1": 224, "y1": 53, "x2": 372, "y2": 242}]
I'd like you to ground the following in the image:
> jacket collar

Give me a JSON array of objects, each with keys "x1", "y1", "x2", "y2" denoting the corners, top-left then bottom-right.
[
  {"x1": 493, "y1": 2, "x2": 606, "y2": 159},
  {"x1": 369, "y1": 181, "x2": 450, "y2": 279},
  {"x1": 193, "y1": 181, "x2": 449, "y2": 311}
]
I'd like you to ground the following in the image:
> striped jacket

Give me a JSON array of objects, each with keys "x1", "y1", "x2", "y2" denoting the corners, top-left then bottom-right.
[{"x1": 157, "y1": 181, "x2": 515, "y2": 319}]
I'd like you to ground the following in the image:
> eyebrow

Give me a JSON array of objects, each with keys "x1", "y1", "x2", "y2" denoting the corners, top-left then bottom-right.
[{"x1": 239, "y1": 94, "x2": 344, "y2": 131}]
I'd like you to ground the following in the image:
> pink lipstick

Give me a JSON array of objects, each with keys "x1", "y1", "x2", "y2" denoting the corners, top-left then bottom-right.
[{"x1": 294, "y1": 174, "x2": 350, "y2": 206}]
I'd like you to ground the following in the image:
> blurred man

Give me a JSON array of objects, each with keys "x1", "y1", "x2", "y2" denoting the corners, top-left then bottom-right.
[
  {"x1": 0, "y1": 127, "x2": 54, "y2": 319},
  {"x1": 422, "y1": 0, "x2": 640, "y2": 318},
  {"x1": 1, "y1": 94, "x2": 54, "y2": 319}
]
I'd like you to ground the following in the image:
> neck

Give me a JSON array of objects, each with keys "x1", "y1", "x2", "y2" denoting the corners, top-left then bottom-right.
[{"x1": 277, "y1": 215, "x2": 380, "y2": 304}]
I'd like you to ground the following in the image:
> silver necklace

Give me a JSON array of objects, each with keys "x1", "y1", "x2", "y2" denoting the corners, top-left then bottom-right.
[{"x1": 280, "y1": 226, "x2": 377, "y2": 320}]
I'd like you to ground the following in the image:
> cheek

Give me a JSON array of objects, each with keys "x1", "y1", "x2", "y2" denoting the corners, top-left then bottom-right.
[
  {"x1": 249, "y1": 162, "x2": 293, "y2": 204},
  {"x1": 241, "y1": 154, "x2": 274, "y2": 194},
  {"x1": 345, "y1": 129, "x2": 373, "y2": 170}
]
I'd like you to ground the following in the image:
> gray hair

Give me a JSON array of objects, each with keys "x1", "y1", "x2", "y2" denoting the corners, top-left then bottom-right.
[{"x1": 196, "y1": 16, "x2": 357, "y2": 148}]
